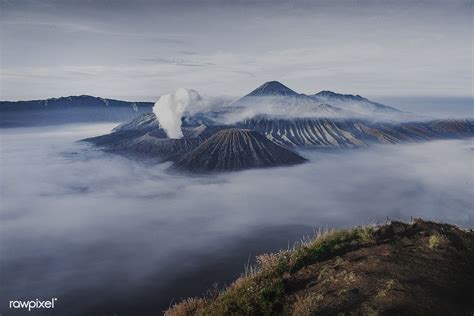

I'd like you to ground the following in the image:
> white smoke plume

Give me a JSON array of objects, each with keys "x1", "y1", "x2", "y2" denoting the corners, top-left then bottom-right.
[{"x1": 153, "y1": 88, "x2": 201, "y2": 138}]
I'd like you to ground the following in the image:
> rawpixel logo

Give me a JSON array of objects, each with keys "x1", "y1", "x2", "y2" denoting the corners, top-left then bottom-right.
[{"x1": 9, "y1": 298, "x2": 58, "y2": 312}]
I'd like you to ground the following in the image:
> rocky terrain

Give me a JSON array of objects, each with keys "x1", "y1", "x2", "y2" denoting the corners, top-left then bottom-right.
[
  {"x1": 83, "y1": 117, "x2": 227, "y2": 162},
  {"x1": 83, "y1": 112, "x2": 474, "y2": 156},
  {"x1": 172, "y1": 129, "x2": 306, "y2": 173},
  {"x1": 239, "y1": 116, "x2": 474, "y2": 147},
  {"x1": 165, "y1": 219, "x2": 474, "y2": 316}
]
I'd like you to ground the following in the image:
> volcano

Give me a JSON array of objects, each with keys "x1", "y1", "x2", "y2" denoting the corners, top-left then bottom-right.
[
  {"x1": 172, "y1": 128, "x2": 306, "y2": 173},
  {"x1": 245, "y1": 81, "x2": 298, "y2": 97}
]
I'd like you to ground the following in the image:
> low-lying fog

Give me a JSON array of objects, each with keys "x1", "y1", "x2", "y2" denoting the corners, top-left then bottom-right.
[{"x1": 1, "y1": 124, "x2": 473, "y2": 315}]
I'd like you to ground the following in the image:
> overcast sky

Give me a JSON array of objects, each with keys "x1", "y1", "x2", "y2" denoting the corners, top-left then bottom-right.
[{"x1": 0, "y1": 0, "x2": 472, "y2": 101}]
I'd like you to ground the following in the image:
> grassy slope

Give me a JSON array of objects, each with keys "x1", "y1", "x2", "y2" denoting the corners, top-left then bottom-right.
[{"x1": 165, "y1": 219, "x2": 474, "y2": 316}]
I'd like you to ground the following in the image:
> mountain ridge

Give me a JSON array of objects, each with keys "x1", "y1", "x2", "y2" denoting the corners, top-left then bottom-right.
[
  {"x1": 79, "y1": 82, "x2": 474, "y2": 173},
  {"x1": 245, "y1": 81, "x2": 298, "y2": 97},
  {"x1": 0, "y1": 95, "x2": 154, "y2": 127},
  {"x1": 229, "y1": 81, "x2": 407, "y2": 120},
  {"x1": 311, "y1": 90, "x2": 401, "y2": 114},
  {"x1": 0, "y1": 95, "x2": 153, "y2": 110},
  {"x1": 314, "y1": 90, "x2": 365, "y2": 101},
  {"x1": 231, "y1": 81, "x2": 351, "y2": 118}
]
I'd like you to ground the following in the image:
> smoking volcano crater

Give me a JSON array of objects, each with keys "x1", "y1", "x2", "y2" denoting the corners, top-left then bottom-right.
[{"x1": 82, "y1": 82, "x2": 474, "y2": 173}]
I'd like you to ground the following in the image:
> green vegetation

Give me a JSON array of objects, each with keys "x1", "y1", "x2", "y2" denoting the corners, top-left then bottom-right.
[{"x1": 428, "y1": 233, "x2": 441, "y2": 249}]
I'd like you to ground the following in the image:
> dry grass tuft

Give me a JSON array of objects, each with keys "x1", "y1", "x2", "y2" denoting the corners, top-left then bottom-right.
[
  {"x1": 165, "y1": 297, "x2": 208, "y2": 316},
  {"x1": 428, "y1": 234, "x2": 441, "y2": 249},
  {"x1": 292, "y1": 293, "x2": 325, "y2": 316}
]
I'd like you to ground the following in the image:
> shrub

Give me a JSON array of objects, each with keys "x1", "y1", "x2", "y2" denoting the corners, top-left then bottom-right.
[{"x1": 167, "y1": 224, "x2": 378, "y2": 316}]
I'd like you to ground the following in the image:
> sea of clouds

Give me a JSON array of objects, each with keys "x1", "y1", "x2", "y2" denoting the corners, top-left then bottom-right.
[{"x1": 0, "y1": 123, "x2": 472, "y2": 315}]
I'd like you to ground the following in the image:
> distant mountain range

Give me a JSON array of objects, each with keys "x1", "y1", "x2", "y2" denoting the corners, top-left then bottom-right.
[
  {"x1": 82, "y1": 81, "x2": 474, "y2": 173},
  {"x1": 3, "y1": 81, "x2": 472, "y2": 173},
  {"x1": 0, "y1": 81, "x2": 415, "y2": 128},
  {"x1": 243, "y1": 81, "x2": 398, "y2": 114},
  {"x1": 0, "y1": 95, "x2": 153, "y2": 127},
  {"x1": 229, "y1": 82, "x2": 347, "y2": 120},
  {"x1": 216, "y1": 81, "x2": 415, "y2": 123}
]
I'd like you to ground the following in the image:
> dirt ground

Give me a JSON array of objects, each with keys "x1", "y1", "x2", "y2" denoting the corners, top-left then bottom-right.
[{"x1": 287, "y1": 220, "x2": 474, "y2": 315}]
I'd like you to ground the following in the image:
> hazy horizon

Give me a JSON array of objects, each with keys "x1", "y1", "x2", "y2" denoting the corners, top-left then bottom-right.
[
  {"x1": 2, "y1": 89, "x2": 472, "y2": 119},
  {"x1": 1, "y1": 86, "x2": 473, "y2": 104}
]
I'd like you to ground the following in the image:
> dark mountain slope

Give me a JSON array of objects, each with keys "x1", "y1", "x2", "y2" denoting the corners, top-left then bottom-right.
[
  {"x1": 0, "y1": 95, "x2": 153, "y2": 127},
  {"x1": 172, "y1": 129, "x2": 306, "y2": 173},
  {"x1": 0, "y1": 95, "x2": 153, "y2": 111},
  {"x1": 82, "y1": 120, "x2": 227, "y2": 162}
]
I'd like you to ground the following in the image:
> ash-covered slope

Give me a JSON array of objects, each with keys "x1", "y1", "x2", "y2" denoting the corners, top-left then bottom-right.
[
  {"x1": 239, "y1": 117, "x2": 474, "y2": 147},
  {"x1": 172, "y1": 129, "x2": 306, "y2": 173},
  {"x1": 83, "y1": 111, "x2": 474, "y2": 161},
  {"x1": 82, "y1": 114, "x2": 226, "y2": 161}
]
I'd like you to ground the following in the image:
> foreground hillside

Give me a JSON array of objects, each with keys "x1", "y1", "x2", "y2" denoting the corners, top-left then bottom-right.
[{"x1": 166, "y1": 219, "x2": 474, "y2": 316}]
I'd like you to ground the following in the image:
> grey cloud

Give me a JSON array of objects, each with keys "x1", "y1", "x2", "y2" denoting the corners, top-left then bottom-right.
[
  {"x1": 1, "y1": 20, "x2": 186, "y2": 43},
  {"x1": 179, "y1": 50, "x2": 199, "y2": 55},
  {"x1": 140, "y1": 57, "x2": 215, "y2": 67},
  {"x1": 0, "y1": 0, "x2": 471, "y2": 101}
]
